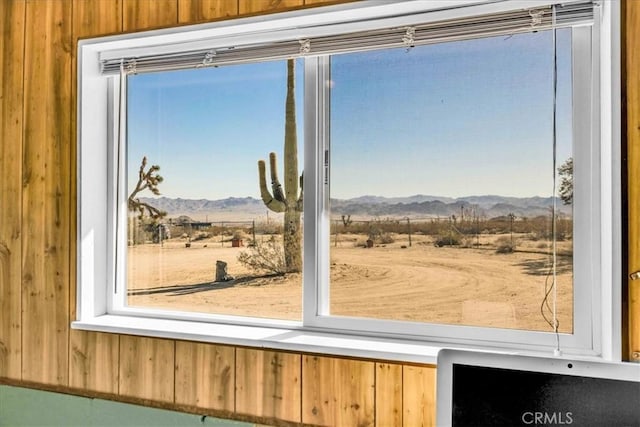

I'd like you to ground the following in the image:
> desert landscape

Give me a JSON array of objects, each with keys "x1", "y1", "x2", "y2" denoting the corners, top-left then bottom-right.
[{"x1": 127, "y1": 221, "x2": 573, "y2": 334}]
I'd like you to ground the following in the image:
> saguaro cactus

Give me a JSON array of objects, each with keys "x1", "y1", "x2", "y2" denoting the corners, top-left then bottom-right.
[{"x1": 258, "y1": 59, "x2": 303, "y2": 273}]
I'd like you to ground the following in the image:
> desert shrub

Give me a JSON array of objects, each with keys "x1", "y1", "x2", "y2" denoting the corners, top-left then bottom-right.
[
  {"x1": 354, "y1": 238, "x2": 368, "y2": 248},
  {"x1": 191, "y1": 232, "x2": 210, "y2": 241},
  {"x1": 495, "y1": 236, "x2": 516, "y2": 254},
  {"x1": 232, "y1": 229, "x2": 248, "y2": 240},
  {"x1": 377, "y1": 232, "x2": 395, "y2": 244},
  {"x1": 527, "y1": 232, "x2": 540, "y2": 241},
  {"x1": 237, "y1": 236, "x2": 285, "y2": 274},
  {"x1": 367, "y1": 226, "x2": 395, "y2": 244},
  {"x1": 254, "y1": 221, "x2": 283, "y2": 235},
  {"x1": 459, "y1": 236, "x2": 476, "y2": 248},
  {"x1": 434, "y1": 235, "x2": 460, "y2": 247}
]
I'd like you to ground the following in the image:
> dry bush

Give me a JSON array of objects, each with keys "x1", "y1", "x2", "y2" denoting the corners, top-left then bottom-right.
[
  {"x1": 254, "y1": 221, "x2": 283, "y2": 235},
  {"x1": 237, "y1": 236, "x2": 285, "y2": 274},
  {"x1": 460, "y1": 236, "x2": 476, "y2": 248},
  {"x1": 191, "y1": 232, "x2": 210, "y2": 241},
  {"x1": 368, "y1": 226, "x2": 395, "y2": 244},
  {"x1": 232, "y1": 229, "x2": 248, "y2": 240},
  {"x1": 354, "y1": 238, "x2": 368, "y2": 248},
  {"x1": 434, "y1": 235, "x2": 460, "y2": 247},
  {"x1": 377, "y1": 232, "x2": 395, "y2": 244},
  {"x1": 495, "y1": 236, "x2": 516, "y2": 254}
]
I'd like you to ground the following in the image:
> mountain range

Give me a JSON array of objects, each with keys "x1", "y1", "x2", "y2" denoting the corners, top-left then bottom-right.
[{"x1": 138, "y1": 195, "x2": 572, "y2": 222}]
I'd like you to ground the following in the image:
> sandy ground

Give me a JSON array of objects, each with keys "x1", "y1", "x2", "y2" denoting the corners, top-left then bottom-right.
[{"x1": 127, "y1": 234, "x2": 573, "y2": 333}]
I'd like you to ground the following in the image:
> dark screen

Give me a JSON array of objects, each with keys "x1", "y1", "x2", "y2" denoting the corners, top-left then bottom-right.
[{"x1": 452, "y1": 364, "x2": 640, "y2": 427}]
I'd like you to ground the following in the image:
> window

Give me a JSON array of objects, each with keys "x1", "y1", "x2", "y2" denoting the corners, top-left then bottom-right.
[
  {"x1": 76, "y1": 0, "x2": 621, "y2": 360},
  {"x1": 326, "y1": 31, "x2": 575, "y2": 332},
  {"x1": 124, "y1": 60, "x2": 305, "y2": 321}
]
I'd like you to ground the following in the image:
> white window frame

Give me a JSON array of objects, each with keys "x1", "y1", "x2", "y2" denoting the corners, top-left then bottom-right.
[{"x1": 74, "y1": 0, "x2": 621, "y2": 363}]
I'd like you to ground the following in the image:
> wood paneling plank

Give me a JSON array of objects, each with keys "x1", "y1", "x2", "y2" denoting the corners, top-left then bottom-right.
[
  {"x1": 627, "y1": 0, "x2": 640, "y2": 362},
  {"x1": 0, "y1": 0, "x2": 25, "y2": 381},
  {"x1": 178, "y1": 0, "x2": 238, "y2": 23},
  {"x1": 236, "y1": 348, "x2": 301, "y2": 423},
  {"x1": 304, "y1": 0, "x2": 343, "y2": 4},
  {"x1": 73, "y1": 0, "x2": 123, "y2": 40},
  {"x1": 175, "y1": 342, "x2": 234, "y2": 411},
  {"x1": 69, "y1": 0, "x2": 123, "y2": 320},
  {"x1": 69, "y1": 330, "x2": 120, "y2": 393},
  {"x1": 239, "y1": 0, "x2": 303, "y2": 15},
  {"x1": 21, "y1": 0, "x2": 72, "y2": 386},
  {"x1": 119, "y1": 336, "x2": 175, "y2": 402},
  {"x1": 376, "y1": 362, "x2": 403, "y2": 427},
  {"x1": 302, "y1": 355, "x2": 374, "y2": 427},
  {"x1": 123, "y1": 0, "x2": 178, "y2": 31},
  {"x1": 68, "y1": 0, "x2": 123, "y2": 396},
  {"x1": 403, "y1": 365, "x2": 436, "y2": 427}
]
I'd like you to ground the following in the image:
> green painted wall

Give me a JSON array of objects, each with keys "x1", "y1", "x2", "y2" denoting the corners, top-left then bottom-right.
[{"x1": 0, "y1": 386, "x2": 252, "y2": 427}]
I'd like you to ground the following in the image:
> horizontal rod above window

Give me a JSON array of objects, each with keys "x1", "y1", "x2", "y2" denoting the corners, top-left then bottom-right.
[{"x1": 100, "y1": 1, "x2": 594, "y2": 75}]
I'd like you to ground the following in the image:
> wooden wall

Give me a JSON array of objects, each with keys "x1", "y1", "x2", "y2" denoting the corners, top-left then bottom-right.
[
  {"x1": 626, "y1": 0, "x2": 640, "y2": 363},
  {"x1": 0, "y1": 1, "x2": 636, "y2": 426}
]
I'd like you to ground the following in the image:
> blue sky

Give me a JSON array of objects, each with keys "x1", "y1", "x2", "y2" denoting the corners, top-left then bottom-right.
[{"x1": 127, "y1": 29, "x2": 572, "y2": 200}]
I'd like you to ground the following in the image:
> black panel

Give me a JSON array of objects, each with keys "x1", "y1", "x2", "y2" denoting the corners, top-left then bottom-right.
[{"x1": 452, "y1": 364, "x2": 640, "y2": 427}]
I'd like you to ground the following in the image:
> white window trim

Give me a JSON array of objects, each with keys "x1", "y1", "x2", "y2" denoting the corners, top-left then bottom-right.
[{"x1": 75, "y1": 0, "x2": 621, "y2": 363}]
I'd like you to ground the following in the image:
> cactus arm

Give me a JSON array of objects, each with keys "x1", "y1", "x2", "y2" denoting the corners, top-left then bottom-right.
[
  {"x1": 269, "y1": 152, "x2": 286, "y2": 203},
  {"x1": 284, "y1": 59, "x2": 299, "y2": 202},
  {"x1": 258, "y1": 159, "x2": 285, "y2": 213}
]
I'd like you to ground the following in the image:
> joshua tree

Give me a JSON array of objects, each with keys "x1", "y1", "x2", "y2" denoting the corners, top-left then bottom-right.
[
  {"x1": 258, "y1": 59, "x2": 303, "y2": 273},
  {"x1": 128, "y1": 156, "x2": 165, "y2": 221},
  {"x1": 558, "y1": 157, "x2": 573, "y2": 205}
]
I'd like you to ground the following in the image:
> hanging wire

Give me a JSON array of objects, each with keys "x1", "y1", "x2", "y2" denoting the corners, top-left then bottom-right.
[
  {"x1": 114, "y1": 60, "x2": 126, "y2": 294},
  {"x1": 540, "y1": 5, "x2": 562, "y2": 356}
]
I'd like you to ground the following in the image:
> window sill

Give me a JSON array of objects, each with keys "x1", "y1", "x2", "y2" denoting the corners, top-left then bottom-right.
[{"x1": 72, "y1": 315, "x2": 443, "y2": 364}]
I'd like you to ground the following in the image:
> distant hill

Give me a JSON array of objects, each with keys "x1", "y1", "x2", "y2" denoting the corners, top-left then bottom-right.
[
  {"x1": 138, "y1": 196, "x2": 268, "y2": 221},
  {"x1": 139, "y1": 195, "x2": 572, "y2": 222}
]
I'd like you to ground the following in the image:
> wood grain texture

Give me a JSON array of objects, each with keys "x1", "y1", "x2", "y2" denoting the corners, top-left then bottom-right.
[
  {"x1": 0, "y1": 0, "x2": 25, "y2": 381},
  {"x1": 175, "y1": 342, "x2": 234, "y2": 411},
  {"x1": 376, "y1": 363, "x2": 403, "y2": 427},
  {"x1": 123, "y1": 0, "x2": 178, "y2": 31},
  {"x1": 69, "y1": 331, "x2": 120, "y2": 393},
  {"x1": 73, "y1": 0, "x2": 123, "y2": 39},
  {"x1": 403, "y1": 365, "x2": 436, "y2": 427},
  {"x1": 21, "y1": 0, "x2": 72, "y2": 386},
  {"x1": 70, "y1": 0, "x2": 123, "y2": 321},
  {"x1": 178, "y1": 0, "x2": 238, "y2": 23},
  {"x1": 68, "y1": 0, "x2": 123, "y2": 393},
  {"x1": 302, "y1": 355, "x2": 375, "y2": 427},
  {"x1": 627, "y1": 0, "x2": 640, "y2": 362},
  {"x1": 235, "y1": 348, "x2": 301, "y2": 423},
  {"x1": 304, "y1": 0, "x2": 344, "y2": 4},
  {"x1": 239, "y1": 0, "x2": 303, "y2": 15},
  {"x1": 119, "y1": 336, "x2": 175, "y2": 402}
]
